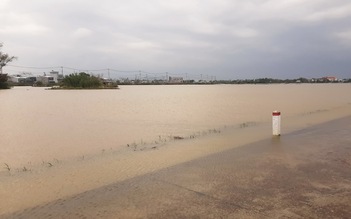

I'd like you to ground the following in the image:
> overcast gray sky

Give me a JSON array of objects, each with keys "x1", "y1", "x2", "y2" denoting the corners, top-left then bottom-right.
[{"x1": 1, "y1": 0, "x2": 351, "y2": 79}]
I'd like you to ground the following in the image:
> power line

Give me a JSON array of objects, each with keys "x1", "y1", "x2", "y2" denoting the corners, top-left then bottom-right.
[
  {"x1": 5, "y1": 64, "x2": 217, "y2": 81},
  {"x1": 7, "y1": 64, "x2": 61, "y2": 69},
  {"x1": 7, "y1": 65, "x2": 171, "y2": 75}
]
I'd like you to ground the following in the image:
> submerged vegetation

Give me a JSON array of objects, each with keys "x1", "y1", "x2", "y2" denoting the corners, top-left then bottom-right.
[
  {"x1": 58, "y1": 72, "x2": 118, "y2": 89},
  {"x1": 4, "y1": 163, "x2": 10, "y2": 171}
]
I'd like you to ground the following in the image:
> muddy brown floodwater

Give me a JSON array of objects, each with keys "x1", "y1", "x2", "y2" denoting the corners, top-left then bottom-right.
[{"x1": 0, "y1": 84, "x2": 351, "y2": 217}]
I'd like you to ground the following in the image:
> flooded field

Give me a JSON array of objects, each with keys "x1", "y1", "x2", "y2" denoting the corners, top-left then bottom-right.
[
  {"x1": 1, "y1": 84, "x2": 351, "y2": 169},
  {"x1": 1, "y1": 84, "x2": 351, "y2": 216}
]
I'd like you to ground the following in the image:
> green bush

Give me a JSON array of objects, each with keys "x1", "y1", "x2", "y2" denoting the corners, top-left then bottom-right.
[
  {"x1": 61, "y1": 72, "x2": 103, "y2": 89},
  {"x1": 0, "y1": 74, "x2": 9, "y2": 89},
  {"x1": 0, "y1": 82, "x2": 9, "y2": 89}
]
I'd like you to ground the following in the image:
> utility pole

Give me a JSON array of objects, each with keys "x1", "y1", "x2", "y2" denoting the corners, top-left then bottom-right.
[
  {"x1": 108, "y1": 68, "x2": 110, "y2": 79},
  {"x1": 61, "y1": 66, "x2": 63, "y2": 76}
]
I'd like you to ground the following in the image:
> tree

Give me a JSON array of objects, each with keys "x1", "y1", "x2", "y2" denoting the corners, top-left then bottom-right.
[
  {"x1": 0, "y1": 43, "x2": 17, "y2": 74},
  {"x1": 0, "y1": 73, "x2": 8, "y2": 89},
  {"x1": 61, "y1": 72, "x2": 103, "y2": 88},
  {"x1": 0, "y1": 43, "x2": 17, "y2": 89}
]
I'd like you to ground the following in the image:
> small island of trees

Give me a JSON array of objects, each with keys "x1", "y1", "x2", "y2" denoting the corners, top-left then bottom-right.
[{"x1": 56, "y1": 72, "x2": 118, "y2": 89}]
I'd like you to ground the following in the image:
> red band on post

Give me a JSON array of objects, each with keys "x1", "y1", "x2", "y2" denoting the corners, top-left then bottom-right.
[{"x1": 272, "y1": 112, "x2": 281, "y2": 116}]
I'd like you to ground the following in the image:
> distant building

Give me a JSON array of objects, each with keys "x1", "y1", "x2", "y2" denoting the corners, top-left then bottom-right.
[
  {"x1": 8, "y1": 75, "x2": 26, "y2": 83},
  {"x1": 48, "y1": 70, "x2": 64, "y2": 83},
  {"x1": 323, "y1": 76, "x2": 338, "y2": 82},
  {"x1": 101, "y1": 78, "x2": 115, "y2": 86},
  {"x1": 8, "y1": 75, "x2": 36, "y2": 84},
  {"x1": 169, "y1": 76, "x2": 183, "y2": 84},
  {"x1": 37, "y1": 75, "x2": 56, "y2": 85}
]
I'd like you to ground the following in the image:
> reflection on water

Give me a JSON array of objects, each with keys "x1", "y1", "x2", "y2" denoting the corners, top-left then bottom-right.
[{"x1": 1, "y1": 84, "x2": 351, "y2": 168}]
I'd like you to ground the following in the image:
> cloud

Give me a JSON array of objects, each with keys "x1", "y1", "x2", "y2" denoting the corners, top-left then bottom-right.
[
  {"x1": 230, "y1": 28, "x2": 259, "y2": 38},
  {"x1": 0, "y1": 23, "x2": 48, "y2": 35},
  {"x1": 305, "y1": 3, "x2": 351, "y2": 22},
  {"x1": 0, "y1": 10, "x2": 49, "y2": 35},
  {"x1": 1, "y1": 0, "x2": 351, "y2": 79},
  {"x1": 334, "y1": 30, "x2": 351, "y2": 45},
  {"x1": 72, "y1": 28, "x2": 93, "y2": 39}
]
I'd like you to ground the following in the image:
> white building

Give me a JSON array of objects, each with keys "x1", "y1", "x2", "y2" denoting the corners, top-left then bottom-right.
[
  {"x1": 37, "y1": 75, "x2": 56, "y2": 85},
  {"x1": 48, "y1": 71, "x2": 63, "y2": 83},
  {"x1": 169, "y1": 76, "x2": 183, "y2": 84}
]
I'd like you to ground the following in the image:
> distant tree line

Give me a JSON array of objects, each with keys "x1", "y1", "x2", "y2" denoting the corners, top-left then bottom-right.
[
  {"x1": 215, "y1": 77, "x2": 349, "y2": 84},
  {"x1": 118, "y1": 77, "x2": 350, "y2": 85}
]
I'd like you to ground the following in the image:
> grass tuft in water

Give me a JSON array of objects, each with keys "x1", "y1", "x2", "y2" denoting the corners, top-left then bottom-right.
[
  {"x1": 4, "y1": 163, "x2": 10, "y2": 171},
  {"x1": 22, "y1": 166, "x2": 30, "y2": 172}
]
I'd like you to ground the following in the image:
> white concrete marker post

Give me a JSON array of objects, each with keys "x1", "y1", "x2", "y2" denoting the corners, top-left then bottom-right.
[{"x1": 272, "y1": 111, "x2": 281, "y2": 136}]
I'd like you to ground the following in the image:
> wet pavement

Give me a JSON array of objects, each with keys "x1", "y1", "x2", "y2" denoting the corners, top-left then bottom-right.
[{"x1": 2, "y1": 116, "x2": 351, "y2": 219}]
